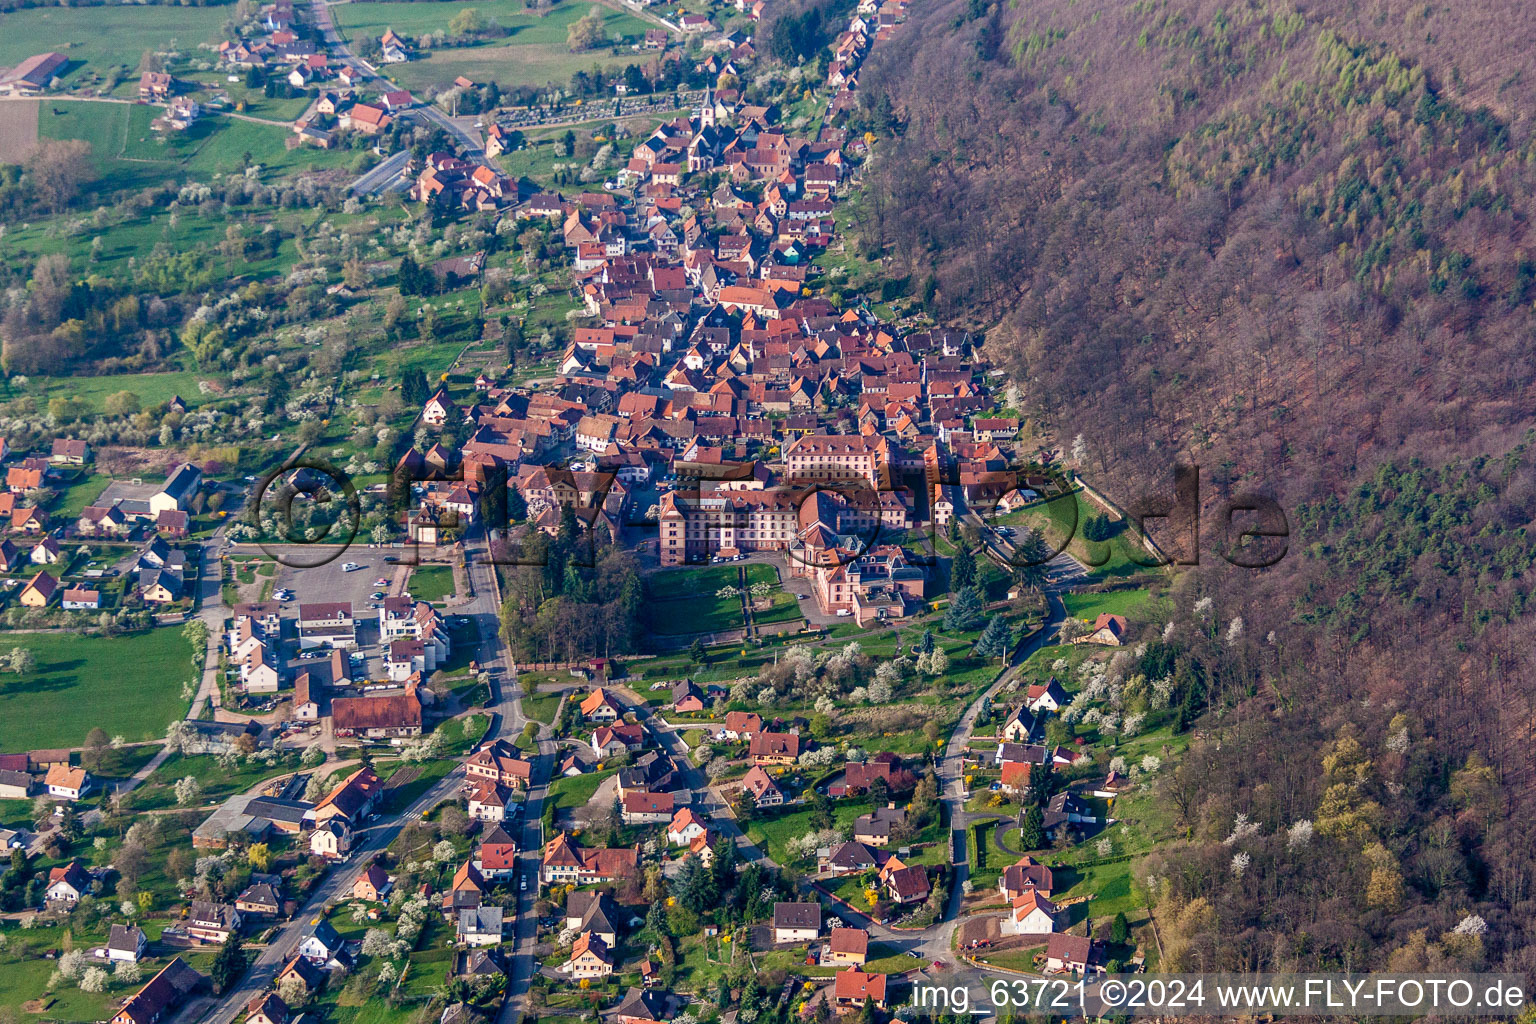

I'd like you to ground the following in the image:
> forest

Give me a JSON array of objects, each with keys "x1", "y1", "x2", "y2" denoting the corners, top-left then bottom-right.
[{"x1": 847, "y1": 0, "x2": 1536, "y2": 981}]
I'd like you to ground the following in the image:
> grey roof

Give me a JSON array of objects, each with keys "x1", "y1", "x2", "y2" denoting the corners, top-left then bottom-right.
[
  {"x1": 158, "y1": 462, "x2": 202, "y2": 503},
  {"x1": 773, "y1": 901, "x2": 821, "y2": 930},
  {"x1": 246, "y1": 797, "x2": 312, "y2": 826},
  {"x1": 457, "y1": 906, "x2": 503, "y2": 936},
  {"x1": 108, "y1": 923, "x2": 146, "y2": 952}
]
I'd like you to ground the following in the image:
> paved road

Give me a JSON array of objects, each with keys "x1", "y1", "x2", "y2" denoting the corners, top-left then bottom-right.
[
  {"x1": 308, "y1": 0, "x2": 483, "y2": 155},
  {"x1": 196, "y1": 526, "x2": 547, "y2": 1024},
  {"x1": 200, "y1": 765, "x2": 467, "y2": 1024},
  {"x1": 350, "y1": 149, "x2": 411, "y2": 195}
]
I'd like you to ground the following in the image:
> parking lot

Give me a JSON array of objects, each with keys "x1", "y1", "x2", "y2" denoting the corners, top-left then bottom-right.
[{"x1": 267, "y1": 547, "x2": 408, "y2": 614}]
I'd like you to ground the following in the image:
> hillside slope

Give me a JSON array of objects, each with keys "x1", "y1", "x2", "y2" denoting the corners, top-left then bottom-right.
[
  {"x1": 851, "y1": 0, "x2": 1536, "y2": 978},
  {"x1": 854, "y1": 0, "x2": 1536, "y2": 496}
]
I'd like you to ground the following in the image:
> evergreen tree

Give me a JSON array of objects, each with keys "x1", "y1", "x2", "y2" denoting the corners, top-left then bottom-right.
[
  {"x1": 1110, "y1": 911, "x2": 1129, "y2": 945},
  {"x1": 950, "y1": 545, "x2": 977, "y2": 590},
  {"x1": 710, "y1": 835, "x2": 738, "y2": 893},
  {"x1": 209, "y1": 935, "x2": 248, "y2": 993},
  {"x1": 507, "y1": 484, "x2": 528, "y2": 522},
  {"x1": 689, "y1": 637, "x2": 707, "y2": 664},
  {"x1": 944, "y1": 586, "x2": 984, "y2": 631},
  {"x1": 974, "y1": 615, "x2": 1011, "y2": 659},
  {"x1": 919, "y1": 629, "x2": 935, "y2": 654},
  {"x1": 1019, "y1": 804, "x2": 1044, "y2": 851},
  {"x1": 646, "y1": 899, "x2": 669, "y2": 938}
]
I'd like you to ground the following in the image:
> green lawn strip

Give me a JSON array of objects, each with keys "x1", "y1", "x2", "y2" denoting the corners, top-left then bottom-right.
[
  {"x1": 522, "y1": 691, "x2": 563, "y2": 725},
  {"x1": 974, "y1": 945, "x2": 1045, "y2": 973},
  {"x1": 645, "y1": 564, "x2": 740, "y2": 600},
  {"x1": 0, "y1": 629, "x2": 192, "y2": 751},
  {"x1": 408, "y1": 564, "x2": 456, "y2": 604}
]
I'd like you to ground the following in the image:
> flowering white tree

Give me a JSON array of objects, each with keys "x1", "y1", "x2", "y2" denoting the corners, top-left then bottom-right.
[
  {"x1": 79, "y1": 968, "x2": 109, "y2": 993},
  {"x1": 1230, "y1": 852, "x2": 1251, "y2": 877},
  {"x1": 1286, "y1": 819, "x2": 1314, "y2": 850},
  {"x1": 174, "y1": 775, "x2": 202, "y2": 806},
  {"x1": 1223, "y1": 813, "x2": 1261, "y2": 846}
]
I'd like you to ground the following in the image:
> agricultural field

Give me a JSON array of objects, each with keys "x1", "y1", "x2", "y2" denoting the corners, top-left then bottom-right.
[
  {"x1": 0, "y1": 629, "x2": 193, "y2": 751},
  {"x1": 0, "y1": 7, "x2": 229, "y2": 94},
  {"x1": 331, "y1": 0, "x2": 654, "y2": 93},
  {"x1": 33, "y1": 100, "x2": 358, "y2": 195}
]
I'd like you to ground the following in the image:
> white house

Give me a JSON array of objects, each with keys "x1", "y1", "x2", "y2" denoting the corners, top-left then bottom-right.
[
  {"x1": 772, "y1": 902, "x2": 821, "y2": 944},
  {"x1": 309, "y1": 819, "x2": 352, "y2": 861},
  {"x1": 666, "y1": 808, "x2": 709, "y2": 846}
]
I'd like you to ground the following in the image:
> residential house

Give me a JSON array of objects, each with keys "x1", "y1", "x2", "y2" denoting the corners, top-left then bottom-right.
[
  {"x1": 309, "y1": 819, "x2": 352, "y2": 860},
  {"x1": 565, "y1": 931, "x2": 614, "y2": 978},
  {"x1": 621, "y1": 790, "x2": 674, "y2": 824},
  {"x1": 1006, "y1": 890, "x2": 1058, "y2": 935},
  {"x1": 884, "y1": 865, "x2": 930, "y2": 905},
  {"x1": 62, "y1": 587, "x2": 101, "y2": 610},
  {"x1": 352, "y1": 863, "x2": 391, "y2": 902},
  {"x1": 275, "y1": 957, "x2": 325, "y2": 1000},
  {"x1": 1078, "y1": 613, "x2": 1128, "y2": 646},
  {"x1": 46, "y1": 860, "x2": 91, "y2": 903},
  {"x1": 826, "y1": 927, "x2": 869, "y2": 966},
  {"x1": 151, "y1": 462, "x2": 202, "y2": 516},
  {"x1": 107, "y1": 924, "x2": 149, "y2": 962},
  {"x1": 564, "y1": 891, "x2": 620, "y2": 946},
  {"x1": 666, "y1": 807, "x2": 709, "y2": 846},
  {"x1": 1026, "y1": 679, "x2": 1068, "y2": 713},
  {"x1": 719, "y1": 711, "x2": 762, "y2": 740},
  {"x1": 108, "y1": 958, "x2": 206, "y2": 1024},
  {"x1": 19, "y1": 571, "x2": 57, "y2": 608},
  {"x1": 235, "y1": 882, "x2": 283, "y2": 918},
  {"x1": 852, "y1": 806, "x2": 905, "y2": 847},
  {"x1": 579, "y1": 687, "x2": 624, "y2": 721},
  {"x1": 749, "y1": 731, "x2": 800, "y2": 765},
  {"x1": 772, "y1": 902, "x2": 821, "y2": 944},
  {"x1": 186, "y1": 901, "x2": 242, "y2": 944},
  {"x1": 740, "y1": 764, "x2": 784, "y2": 807},
  {"x1": 45, "y1": 764, "x2": 91, "y2": 800},
  {"x1": 296, "y1": 918, "x2": 346, "y2": 966},
  {"x1": 540, "y1": 833, "x2": 639, "y2": 885},
  {"x1": 474, "y1": 823, "x2": 519, "y2": 880},
  {"x1": 833, "y1": 969, "x2": 887, "y2": 1009},
  {"x1": 246, "y1": 992, "x2": 289, "y2": 1024},
  {"x1": 1044, "y1": 933, "x2": 1104, "y2": 975},
  {"x1": 457, "y1": 906, "x2": 504, "y2": 947},
  {"x1": 467, "y1": 780, "x2": 512, "y2": 822}
]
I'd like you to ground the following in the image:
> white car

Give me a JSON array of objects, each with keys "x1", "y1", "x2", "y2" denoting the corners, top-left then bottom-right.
[
  {"x1": 341, "y1": 562, "x2": 362, "y2": 572},
  {"x1": 519, "y1": 876, "x2": 527, "y2": 892}
]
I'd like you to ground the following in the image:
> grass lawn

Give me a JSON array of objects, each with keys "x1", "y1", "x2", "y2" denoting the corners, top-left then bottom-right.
[
  {"x1": 0, "y1": 629, "x2": 192, "y2": 751},
  {"x1": 53, "y1": 471, "x2": 111, "y2": 520},
  {"x1": 645, "y1": 591, "x2": 744, "y2": 636},
  {"x1": 38, "y1": 100, "x2": 356, "y2": 193},
  {"x1": 975, "y1": 945, "x2": 1045, "y2": 973},
  {"x1": 408, "y1": 564, "x2": 456, "y2": 604},
  {"x1": 546, "y1": 766, "x2": 617, "y2": 814},
  {"x1": 1062, "y1": 587, "x2": 1158, "y2": 622},
  {"x1": 331, "y1": 0, "x2": 653, "y2": 92},
  {"x1": 521, "y1": 690, "x2": 563, "y2": 724},
  {"x1": 126, "y1": 750, "x2": 299, "y2": 811},
  {"x1": 0, "y1": 369, "x2": 213, "y2": 415},
  {"x1": 646, "y1": 564, "x2": 740, "y2": 600}
]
